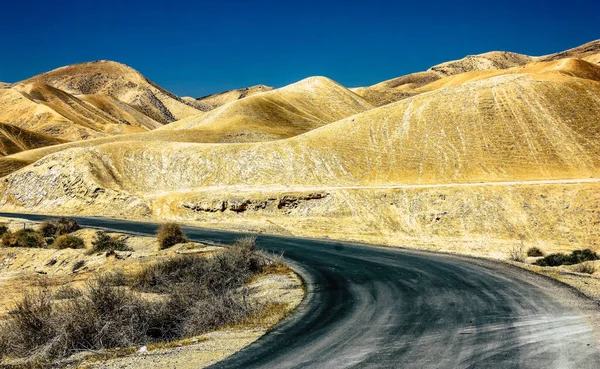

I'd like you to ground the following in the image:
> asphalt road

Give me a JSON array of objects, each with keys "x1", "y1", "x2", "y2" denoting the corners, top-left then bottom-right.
[{"x1": 2, "y1": 213, "x2": 599, "y2": 368}]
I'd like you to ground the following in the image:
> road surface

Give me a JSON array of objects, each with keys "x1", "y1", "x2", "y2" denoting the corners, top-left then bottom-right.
[{"x1": 1, "y1": 212, "x2": 599, "y2": 368}]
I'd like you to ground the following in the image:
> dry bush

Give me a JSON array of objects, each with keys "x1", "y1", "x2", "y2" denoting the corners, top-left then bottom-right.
[
  {"x1": 52, "y1": 235, "x2": 84, "y2": 250},
  {"x1": 0, "y1": 224, "x2": 8, "y2": 237},
  {"x1": 40, "y1": 217, "x2": 80, "y2": 238},
  {"x1": 508, "y1": 243, "x2": 526, "y2": 263},
  {"x1": 526, "y1": 247, "x2": 544, "y2": 257},
  {"x1": 235, "y1": 236, "x2": 257, "y2": 251},
  {"x1": 1, "y1": 228, "x2": 45, "y2": 248},
  {"x1": 573, "y1": 262, "x2": 597, "y2": 274},
  {"x1": 71, "y1": 260, "x2": 86, "y2": 273},
  {"x1": 157, "y1": 223, "x2": 187, "y2": 250},
  {"x1": 88, "y1": 231, "x2": 130, "y2": 254}
]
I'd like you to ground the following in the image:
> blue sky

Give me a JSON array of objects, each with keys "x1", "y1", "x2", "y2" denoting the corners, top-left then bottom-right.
[{"x1": 1, "y1": 0, "x2": 598, "y2": 97}]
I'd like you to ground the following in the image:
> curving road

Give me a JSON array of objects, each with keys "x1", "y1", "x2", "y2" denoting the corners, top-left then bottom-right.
[{"x1": 2, "y1": 212, "x2": 600, "y2": 368}]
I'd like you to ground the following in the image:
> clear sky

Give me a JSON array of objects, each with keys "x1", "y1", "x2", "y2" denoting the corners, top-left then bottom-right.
[{"x1": 1, "y1": 0, "x2": 598, "y2": 97}]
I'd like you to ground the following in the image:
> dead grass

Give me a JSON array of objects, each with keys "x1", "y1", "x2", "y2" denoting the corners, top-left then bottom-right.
[{"x1": 508, "y1": 242, "x2": 526, "y2": 263}]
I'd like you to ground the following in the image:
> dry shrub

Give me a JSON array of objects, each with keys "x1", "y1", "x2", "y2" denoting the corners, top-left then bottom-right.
[
  {"x1": 40, "y1": 218, "x2": 80, "y2": 238},
  {"x1": 508, "y1": 243, "x2": 526, "y2": 263},
  {"x1": 1, "y1": 229, "x2": 45, "y2": 248},
  {"x1": 52, "y1": 235, "x2": 84, "y2": 250},
  {"x1": 526, "y1": 247, "x2": 544, "y2": 257},
  {"x1": 235, "y1": 236, "x2": 257, "y2": 251},
  {"x1": 0, "y1": 224, "x2": 8, "y2": 237},
  {"x1": 71, "y1": 260, "x2": 86, "y2": 273},
  {"x1": 156, "y1": 223, "x2": 187, "y2": 250},
  {"x1": 88, "y1": 231, "x2": 130, "y2": 254},
  {"x1": 573, "y1": 262, "x2": 597, "y2": 274}
]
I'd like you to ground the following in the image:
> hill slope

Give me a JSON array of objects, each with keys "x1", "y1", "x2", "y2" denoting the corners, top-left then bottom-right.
[
  {"x1": 0, "y1": 76, "x2": 374, "y2": 174},
  {"x1": 355, "y1": 39, "x2": 600, "y2": 106},
  {"x1": 0, "y1": 122, "x2": 65, "y2": 157},
  {"x1": 22, "y1": 60, "x2": 201, "y2": 124},
  {"x1": 161, "y1": 77, "x2": 373, "y2": 142},
  {"x1": 2, "y1": 58, "x2": 599, "y2": 199},
  {"x1": 193, "y1": 84, "x2": 274, "y2": 111},
  {"x1": 1, "y1": 46, "x2": 600, "y2": 255}
]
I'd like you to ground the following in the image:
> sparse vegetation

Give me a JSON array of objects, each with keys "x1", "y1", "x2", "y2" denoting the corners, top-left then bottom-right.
[
  {"x1": 1, "y1": 228, "x2": 45, "y2": 248},
  {"x1": 0, "y1": 238, "x2": 275, "y2": 366},
  {"x1": 157, "y1": 223, "x2": 187, "y2": 250},
  {"x1": 52, "y1": 234, "x2": 85, "y2": 250},
  {"x1": 526, "y1": 247, "x2": 544, "y2": 257},
  {"x1": 534, "y1": 249, "x2": 599, "y2": 267},
  {"x1": 508, "y1": 242, "x2": 526, "y2": 262},
  {"x1": 573, "y1": 262, "x2": 596, "y2": 275},
  {"x1": 88, "y1": 231, "x2": 130, "y2": 254},
  {"x1": 0, "y1": 224, "x2": 8, "y2": 237}
]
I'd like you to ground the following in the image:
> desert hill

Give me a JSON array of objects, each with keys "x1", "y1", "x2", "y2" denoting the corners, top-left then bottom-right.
[
  {"x1": 1, "y1": 41, "x2": 599, "y2": 255},
  {"x1": 0, "y1": 76, "x2": 373, "y2": 173},
  {"x1": 22, "y1": 60, "x2": 202, "y2": 124},
  {"x1": 2, "y1": 58, "x2": 599, "y2": 200},
  {"x1": 160, "y1": 77, "x2": 373, "y2": 142},
  {"x1": 193, "y1": 84, "x2": 274, "y2": 110},
  {"x1": 355, "y1": 39, "x2": 600, "y2": 106},
  {"x1": 0, "y1": 82, "x2": 155, "y2": 141},
  {"x1": 77, "y1": 94, "x2": 162, "y2": 130},
  {"x1": 539, "y1": 39, "x2": 600, "y2": 64},
  {"x1": 0, "y1": 61, "x2": 201, "y2": 143}
]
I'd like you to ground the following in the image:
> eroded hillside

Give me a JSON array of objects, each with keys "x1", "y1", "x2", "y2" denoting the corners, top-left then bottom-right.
[
  {"x1": 1, "y1": 40, "x2": 599, "y2": 256},
  {"x1": 193, "y1": 84, "x2": 274, "y2": 110},
  {"x1": 355, "y1": 39, "x2": 600, "y2": 106},
  {"x1": 22, "y1": 60, "x2": 201, "y2": 123},
  {"x1": 160, "y1": 76, "x2": 373, "y2": 142}
]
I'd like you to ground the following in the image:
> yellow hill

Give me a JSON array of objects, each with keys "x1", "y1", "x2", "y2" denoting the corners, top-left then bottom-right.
[
  {"x1": 194, "y1": 85, "x2": 274, "y2": 110},
  {"x1": 0, "y1": 82, "x2": 154, "y2": 140},
  {"x1": 22, "y1": 60, "x2": 201, "y2": 123},
  {"x1": 0, "y1": 76, "x2": 373, "y2": 173},
  {"x1": 539, "y1": 39, "x2": 600, "y2": 65},
  {"x1": 354, "y1": 51, "x2": 533, "y2": 106},
  {"x1": 181, "y1": 97, "x2": 213, "y2": 112},
  {"x1": 355, "y1": 39, "x2": 599, "y2": 106},
  {"x1": 2, "y1": 58, "x2": 599, "y2": 198},
  {"x1": 2, "y1": 45, "x2": 600, "y2": 255},
  {"x1": 160, "y1": 77, "x2": 373, "y2": 142}
]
